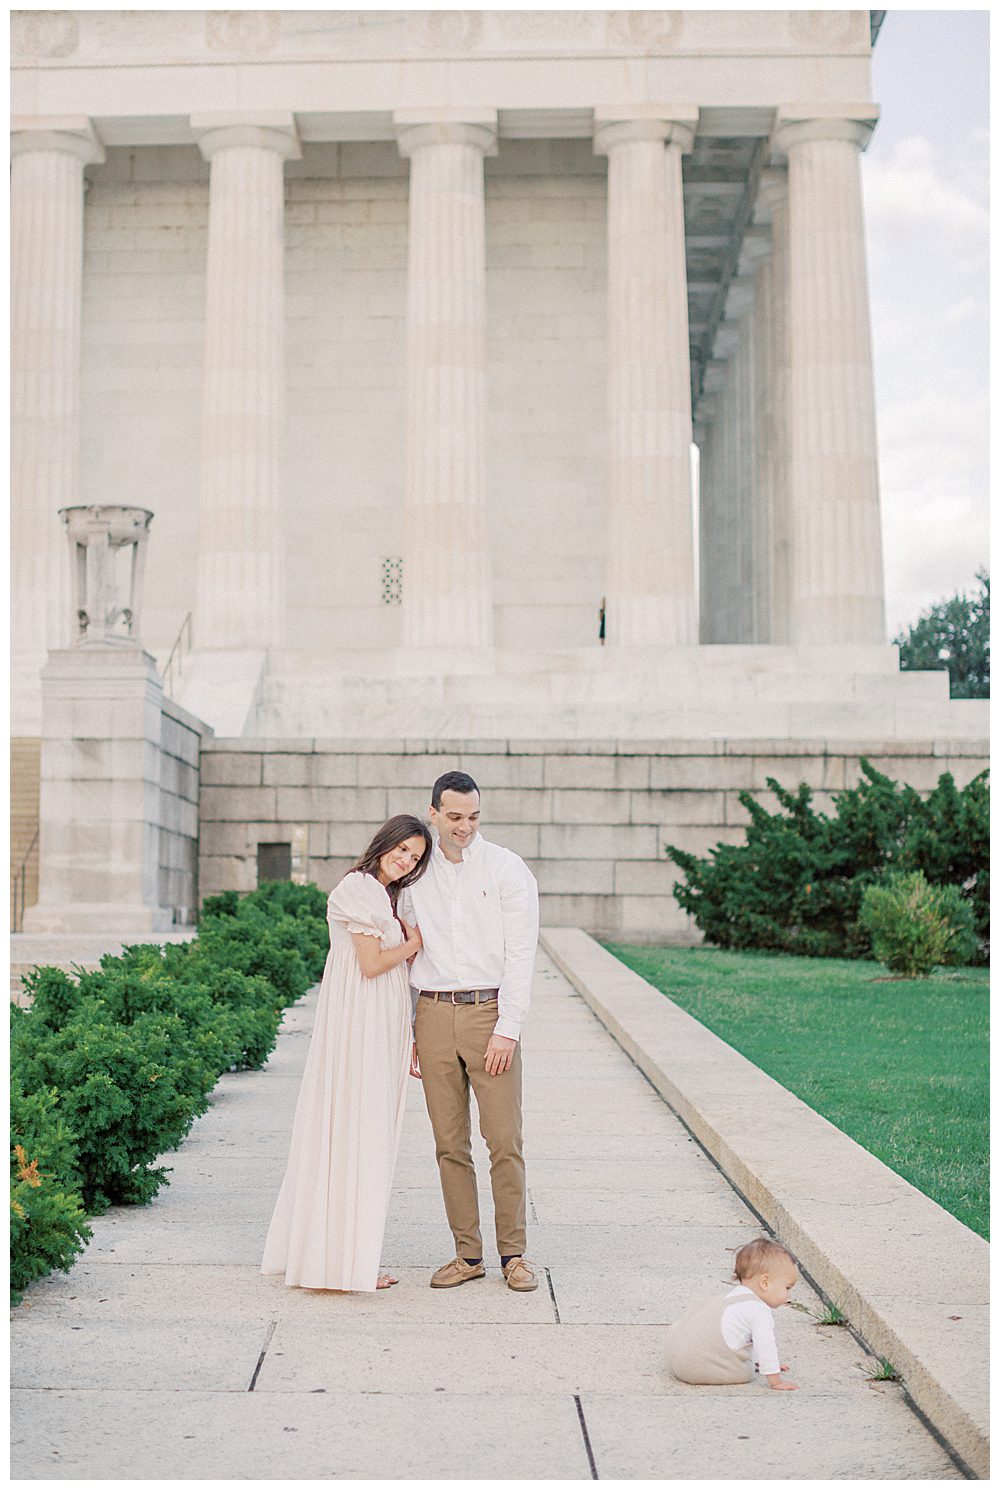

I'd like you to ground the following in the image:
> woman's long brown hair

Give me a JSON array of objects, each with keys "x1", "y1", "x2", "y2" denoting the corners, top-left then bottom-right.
[{"x1": 351, "y1": 814, "x2": 432, "y2": 912}]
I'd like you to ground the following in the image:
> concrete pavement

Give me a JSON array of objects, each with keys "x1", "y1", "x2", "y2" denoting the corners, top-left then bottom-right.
[{"x1": 11, "y1": 949, "x2": 963, "y2": 1479}]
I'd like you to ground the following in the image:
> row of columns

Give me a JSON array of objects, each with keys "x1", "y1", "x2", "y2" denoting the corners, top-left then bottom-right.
[
  {"x1": 10, "y1": 106, "x2": 885, "y2": 668},
  {"x1": 697, "y1": 115, "x2": 885, "y2": 646}
]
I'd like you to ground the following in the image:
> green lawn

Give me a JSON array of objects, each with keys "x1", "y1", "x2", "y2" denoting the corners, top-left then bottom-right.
[{"x1": 604, "y1": 943, "x2": 990, "y2": 1238}]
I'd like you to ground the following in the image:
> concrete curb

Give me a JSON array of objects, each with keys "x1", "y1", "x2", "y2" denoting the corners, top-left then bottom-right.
[{"x1": 540, "y1": 927, "x2": 989, "y2": 1480}]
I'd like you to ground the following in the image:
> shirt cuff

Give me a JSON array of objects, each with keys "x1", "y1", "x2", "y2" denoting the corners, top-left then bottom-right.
[
  {"x1": 753, "y1": 1342, "x2": 781, "y2": 1376},
  {"x1": 493, "y1": 1016, "x2": 521, "y2": 1042}
]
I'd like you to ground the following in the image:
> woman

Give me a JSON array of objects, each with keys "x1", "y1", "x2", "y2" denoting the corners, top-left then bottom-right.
[{"x1": 261, "y1": 815, "x2": 431, "y2": 1292}]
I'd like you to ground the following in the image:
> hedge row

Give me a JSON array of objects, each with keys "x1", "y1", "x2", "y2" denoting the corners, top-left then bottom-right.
[
  {"x1": 10, "y1": 880, "x2": 328, "y2": 1302},
  {"x1": 668, "y1": 761, "x2": 989, "y2": 963}
]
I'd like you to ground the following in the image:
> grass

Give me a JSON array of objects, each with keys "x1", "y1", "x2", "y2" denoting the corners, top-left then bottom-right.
[
  {"x1": 861, "y1": 1356, "x2": 902, "y2": 1382},
  {"x1": 603, "y1": 943, "x2": 989, "y2": 1239}
]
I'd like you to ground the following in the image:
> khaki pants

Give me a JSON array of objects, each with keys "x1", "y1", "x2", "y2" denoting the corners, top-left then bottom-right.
[{"x1": 414, "y1": 996, "x2": 526, "y2": 1259}]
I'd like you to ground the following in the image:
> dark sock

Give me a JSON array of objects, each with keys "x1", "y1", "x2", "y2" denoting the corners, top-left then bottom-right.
[
  {"x1": 500, "y1": 1255, "x2": 520, "y2": 1268},
  {"x1": 463, "y1": 1257, "x2": 482, "y2": 1267}
]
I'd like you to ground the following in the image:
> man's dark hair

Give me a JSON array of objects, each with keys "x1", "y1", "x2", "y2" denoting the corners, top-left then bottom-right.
[{"x1": 431, "y1": 771, "x2": 480, "y2": 810}]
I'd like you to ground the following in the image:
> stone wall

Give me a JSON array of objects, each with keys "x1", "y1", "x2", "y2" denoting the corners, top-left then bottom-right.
[
  {"x1": 198, "y1": 737, "x2": 988, "y2": 938},
  {"x1": 82, "y1": 150, "x2": 207, "y2": 656},
  {"x1": 10, "y1": 737, "x2": 41, "y2": 924},
  {"x1": 80, "y1": 140, "x2": 608, "y2": 663},
  {"x1": 158, "y1": 697, "x2": 205, "y2": 923}
]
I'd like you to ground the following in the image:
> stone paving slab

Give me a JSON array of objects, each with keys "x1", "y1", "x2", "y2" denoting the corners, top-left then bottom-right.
[
  {"x1": 580, "y1": 1390, "x2": 962, "y2": 1480},
  {"x1": 11, "y1": 946, "x2": 965, "y2": 1480},
  {"x1": 12, "y1": 1319, "x2": 269, "y2": 1391},
  {"x1": 530, "y1": 1184, "x2": 752, "y2": 1226},
  {"x1": 18, "y1": 1263, "x2": 554, "y2": 1326},
  {"x1": 542, "y1": 928, "x2": 988, "y2": 1478},
  {"x1": 12, "y1": 1389, "x2": 592, "y2": 1480}
]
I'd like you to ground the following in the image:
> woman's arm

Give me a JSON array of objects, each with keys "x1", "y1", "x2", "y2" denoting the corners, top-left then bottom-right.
[{"x1": 351, "y1": 919, "x2": 422, "y2": 979}]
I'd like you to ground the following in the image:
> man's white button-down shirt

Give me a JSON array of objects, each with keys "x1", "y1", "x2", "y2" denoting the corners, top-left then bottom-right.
[{"x1": 399, "y1": 832, "x2": 539, "y2": 1042}]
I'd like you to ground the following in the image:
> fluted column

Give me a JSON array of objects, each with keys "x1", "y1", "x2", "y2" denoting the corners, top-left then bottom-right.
[
  {"x1": 192, "y1": 114, "x2": 300, "y2": 650},
  {"x1": 11, "y1": 119, "x2": 104, "y2": 682},
  {"x1": 595, "y1": 109, "x2": 699, "y2": 647},
  {"x1": 753, "y1": 170, "x2": 792, "y2": 642},
  {"x1": 773, "y1": 110, "x2": 885, "y2": 645},
  {"x1": 696, "y1": 404, "x2": 723, "y2": 642},
  {"x1": 395, "y1": 112, "x2": 497, "y2": 651}
]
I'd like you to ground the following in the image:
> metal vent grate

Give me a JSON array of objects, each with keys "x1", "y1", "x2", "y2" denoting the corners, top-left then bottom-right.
[{"x1": 381, "y1": 557, "x2": 403, "y2": 604}]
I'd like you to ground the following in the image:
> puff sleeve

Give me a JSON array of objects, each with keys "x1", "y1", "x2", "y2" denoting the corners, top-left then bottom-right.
[{"x1": 326, "y1": 871, "x2": 391, "y2": 940}]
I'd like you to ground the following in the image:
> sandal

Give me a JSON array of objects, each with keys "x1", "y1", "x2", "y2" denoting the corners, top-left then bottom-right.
[{"x1": 376, "y1": 1272, "x2": 399, "y2": 1289}]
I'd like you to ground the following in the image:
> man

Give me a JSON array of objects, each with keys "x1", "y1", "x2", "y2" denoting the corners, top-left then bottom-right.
[{"x1": 400, "y1": 770, "x2": 540, "y2": 1292}]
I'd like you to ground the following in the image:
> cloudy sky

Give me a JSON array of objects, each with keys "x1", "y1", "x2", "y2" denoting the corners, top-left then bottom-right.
[{"x1": 863, "y1": 9, "x2": 989, "y2": 637}]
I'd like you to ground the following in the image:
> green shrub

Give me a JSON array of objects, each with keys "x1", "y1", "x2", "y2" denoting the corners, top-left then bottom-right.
[
  {"x1": 667, "y1": 761, "x2": 988, "y2": 961},
  {"x1": 9, "y1": 1066, "x2": 91, "y2": 1299},
  {"x1": 16, "y1": 1005, "x2": 222, "y2": 1212},
  {"x1": 860, "y1": 871, "x2": 979, "y2": 977},
  {"x1": 11, "y1": 878, "x2": 328, "y2": 1299}
]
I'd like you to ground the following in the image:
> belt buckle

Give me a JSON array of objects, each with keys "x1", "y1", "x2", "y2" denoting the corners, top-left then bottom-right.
[{"x1": 449, "y1": 990, "x2": 461, "y2": 1005}]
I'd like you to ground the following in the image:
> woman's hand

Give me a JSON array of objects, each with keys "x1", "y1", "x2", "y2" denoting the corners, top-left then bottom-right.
[{"x1": 409, "y1": 1041, "x2": 422, "y2": 1080}]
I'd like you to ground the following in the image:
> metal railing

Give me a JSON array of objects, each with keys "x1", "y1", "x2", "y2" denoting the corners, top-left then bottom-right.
[
  {"x1": 11, "y1": 827, "x2": 39, "y2": 933},
  {"x1": 163, "y1": 611, "x2": 193, "y2": 698}
]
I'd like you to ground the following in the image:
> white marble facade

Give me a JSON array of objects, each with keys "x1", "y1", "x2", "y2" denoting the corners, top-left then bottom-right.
[{"x1": 12, "y1": 9, "x2": 983, "y2": 741}]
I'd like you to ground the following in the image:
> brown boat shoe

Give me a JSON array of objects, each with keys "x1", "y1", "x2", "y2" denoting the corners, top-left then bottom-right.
[
  {"x1": 502, "y1": 1256, "x2": 539, "y2": 1292},
  {"x1": 430, "y1": 1256, "x2": 486, "y2": 1289}
]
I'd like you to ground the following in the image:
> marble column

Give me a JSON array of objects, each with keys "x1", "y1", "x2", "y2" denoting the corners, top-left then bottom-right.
[
  {"x1": 695, "y1": 403, "x2": 723, "y2": 643},
  {"x1": 753, "y1": 170, "x2": 792, "y2": 643},
  {"x1": 11, "y1": 118, "x2": 105, "y2": 693},
  {"x1": 192, "y1": 114, "x2": 300, "y2": 651},
  {"x1": 773, "y1": 110, "x2": 886, "y2": 645},
  {"x1": 595, "y1": 109, "x2": 699, "y2": 647},
  {"x1": 395, "y1": 112, "x2": 497, "y2": 651}
]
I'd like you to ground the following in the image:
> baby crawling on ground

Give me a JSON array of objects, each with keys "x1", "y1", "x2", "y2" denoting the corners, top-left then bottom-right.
[{"x1": 665, "y1": 1237, "x2": 800, "y2": 1391}]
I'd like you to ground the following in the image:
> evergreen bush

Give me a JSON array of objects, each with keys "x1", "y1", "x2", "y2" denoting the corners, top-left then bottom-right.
[
  {"x1": 10, "y1": 1065, "x2": 92, "y2": 1297},
  {"x1": 860, "y1": 870, "x2": 979, "y2": 977},
  {"x1": 10, "y1": 879, "x2": 328, "y2": 1301},
  {"x1": 667, "y1": 761, "x2": 988, "y2": 961}
]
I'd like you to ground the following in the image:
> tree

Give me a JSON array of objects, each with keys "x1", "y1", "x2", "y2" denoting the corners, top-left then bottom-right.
[{"x1": 894, "y1": 569, "x2": 989, "y2": 699}]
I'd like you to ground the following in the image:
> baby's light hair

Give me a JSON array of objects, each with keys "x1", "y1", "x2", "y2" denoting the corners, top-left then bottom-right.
[{"x1": 733, "y1": 1237, "x2": 796, "y2": 1282}]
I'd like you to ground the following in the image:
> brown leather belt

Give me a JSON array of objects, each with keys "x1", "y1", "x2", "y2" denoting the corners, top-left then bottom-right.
[{"x1": 418, "y1": 988, "x2": 499, "y2": 1005}]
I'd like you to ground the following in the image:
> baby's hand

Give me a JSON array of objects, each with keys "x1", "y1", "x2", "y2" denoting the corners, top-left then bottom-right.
[{"x1": 765, "y1": 1371, "x2": 798, "y2": 1391}]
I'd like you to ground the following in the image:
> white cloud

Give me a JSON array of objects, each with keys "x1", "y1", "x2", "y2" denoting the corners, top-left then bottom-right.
[
  {"x1": 877, "y1": 390, "x2": 989, "y2": 635},
  {"x1": 864, "y1": 134, "x2": 988, "y2": 240}
]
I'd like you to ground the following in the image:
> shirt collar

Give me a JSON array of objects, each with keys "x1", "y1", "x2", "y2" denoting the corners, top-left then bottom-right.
[{"x1": 433, "y1": 830, "x2": 483, "y2": 865}]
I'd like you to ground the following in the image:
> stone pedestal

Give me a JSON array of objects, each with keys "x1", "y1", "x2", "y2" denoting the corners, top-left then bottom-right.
[
  {"x1": 396, "y1": 111, "x2": 497, "y2": 651},
  {"x1": 24, "y1": 648, "x2": 177, "y2": 934},
  {"x1": 774, "y1": 109, "x2": 886, "y2": 645},
  {"x1": 193, "y1": 114, "x2": 300, "y2": 651},
  {"x1": 595, "y1": 109, "x2": 699, "y2": 647},
  {"x1": 11, "y1": 118, "x2": 104, "y2": 724}
]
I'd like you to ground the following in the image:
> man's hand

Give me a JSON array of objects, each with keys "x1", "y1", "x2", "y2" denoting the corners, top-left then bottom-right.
[
  {"x1": 484, "y1": 1033, "x2": 516, "y2": 1076},
  {"x1": 399, "y1": 918, "x2": 422, "y2": 961},
  {"x1": 409, "y1": 1041, "x2": 422, "y2": 1080}
]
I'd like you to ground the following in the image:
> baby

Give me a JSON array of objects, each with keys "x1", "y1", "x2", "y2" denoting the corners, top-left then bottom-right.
[{"x1": 665, "y1": 1238, "x2": 799, "y2": 1390}]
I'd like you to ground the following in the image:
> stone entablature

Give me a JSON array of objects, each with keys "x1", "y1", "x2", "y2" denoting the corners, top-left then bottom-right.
[
  {"x1": 11, "y1": 11, "x2": 874, "y2": 79},
  {"x1": 197, "y1": 736, "x2": 989, "y2": 939}
]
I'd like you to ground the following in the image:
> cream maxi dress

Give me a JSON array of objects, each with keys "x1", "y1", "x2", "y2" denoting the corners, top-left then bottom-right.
[{"x1": 260, "y1": 871, "x2": 411, "y2": 1291}]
